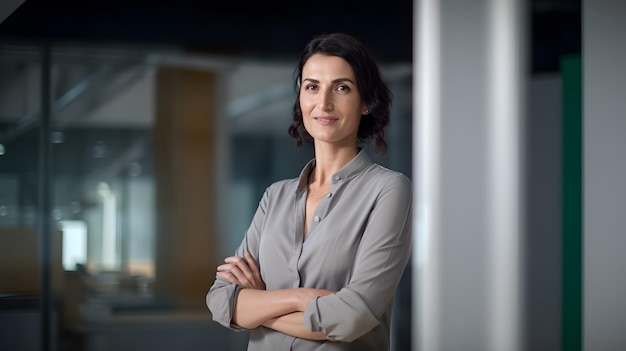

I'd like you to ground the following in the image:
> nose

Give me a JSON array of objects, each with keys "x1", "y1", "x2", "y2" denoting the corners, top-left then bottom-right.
[{"x1": 317, "y1": 89, "x2": 334, "y2": 112}]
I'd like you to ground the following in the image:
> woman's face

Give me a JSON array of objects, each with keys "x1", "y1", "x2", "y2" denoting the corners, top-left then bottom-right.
[{"x1": 299, "y1": 54, "x2": 368, "y2": 148}]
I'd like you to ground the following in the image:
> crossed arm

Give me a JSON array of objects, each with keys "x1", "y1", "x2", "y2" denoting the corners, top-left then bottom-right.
[
  {"x1": 216, "y1": 252, "x2": 334, "y2": 340},
  {"x1": 209, "y1": 175, "x2": 412, "y2": 342}
]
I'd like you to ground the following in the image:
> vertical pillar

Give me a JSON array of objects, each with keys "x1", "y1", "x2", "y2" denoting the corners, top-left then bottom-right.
[
  {"x1": 584, "y1": 0, "x2": 626, "y2": 349},
  {"x1": 153, "y1": 66, "x2": 218, "y2": 308},
  {"x1": 39, "y1": 42, "x2": 53, "y2": 351},
  {"x1": 561, "y1": 54, "x2": 582, "y2": 351},
  {"x1": 413, "y1": 0, "x2": 441, "y2": 350},
  {"x1": 486, "y1": 0, "x2": 524, "y2": 350},
  {"x1": 413, "y1": 0, "x2": 525, "y2": 350}
]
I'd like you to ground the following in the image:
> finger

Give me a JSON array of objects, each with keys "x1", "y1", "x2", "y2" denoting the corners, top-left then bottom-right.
[
  {"x1": 217, "y1": 267, "x2": 248, "y2": 286},
  {"x1": 221, "y1": 256, "x2": 262, "y2": 288},
  {"x1": 224, "y1": 263, "x2": 251, "y2": 286},
  {"x1": 244, "y1": 252, "x2": 265, "y2": 290},
  {"x1": 243, "y1": 252, "x2": 261, "y2": 282},
  {"x1": 216, "y1": 271, "x2": 241, "y2": 285},
  {"x1": 217, "y1": 263, "x2": 234, "y2": 272},
  {"x1": 244, "y1": 252, "x2": 264, "y2": 288},
  {"x1": 244, "y1": 252, "x2": 260, "y2": 273},
  {"x1": 224, "y1": 256, "x2": 246, "y2": 265},
  {"x1": 224, "y1": 256, "x2": 250, "y2": 271},
  {"x1": 225, "y1": 256, "x2": 255, "y2": 281},
  {"x1": 217, "y1": 265, "x2": 245, "y2": 281}
]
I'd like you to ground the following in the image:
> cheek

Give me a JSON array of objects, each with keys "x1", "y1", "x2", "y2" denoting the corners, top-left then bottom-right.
[
  {"x1": 299, "y1": 98, "x2": 312, "y2": 130},
  {"x1": 299, "y1": 96, "x2": 313, "y2": 115}
]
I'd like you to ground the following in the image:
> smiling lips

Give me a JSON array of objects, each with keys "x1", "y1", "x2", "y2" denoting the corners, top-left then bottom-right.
[{"x1": 314, "y1": 117, "x2": 338, "y2": 126}]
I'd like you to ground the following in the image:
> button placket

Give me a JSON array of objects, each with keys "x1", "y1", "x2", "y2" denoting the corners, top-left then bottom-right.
[{"x1": 318, "y1": 182, "x2": 338, "y2": 219}]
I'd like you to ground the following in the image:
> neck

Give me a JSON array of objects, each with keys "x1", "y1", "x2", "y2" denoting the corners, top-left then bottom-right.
[{"x1": 310, "y1": 143, "x2": 359, "y2": 185}]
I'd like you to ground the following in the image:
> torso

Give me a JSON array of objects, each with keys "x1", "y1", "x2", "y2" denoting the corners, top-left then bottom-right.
[{"x1": 237, "y1": 151, "x2": 412, "y2": 351}]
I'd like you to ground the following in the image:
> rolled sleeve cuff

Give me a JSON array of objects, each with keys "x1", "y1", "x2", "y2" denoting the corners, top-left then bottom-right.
[
  {"x1": 303, "y1": 289, "x2": 379, "y2": 342},
  {"x1": 206, "y1": 284, "x2": 246, "y2": 331}
]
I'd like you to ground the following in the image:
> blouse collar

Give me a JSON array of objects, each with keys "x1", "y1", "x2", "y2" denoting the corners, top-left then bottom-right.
[{"x1": 296, "y1": 148, "x2": 373, "y2": 192}]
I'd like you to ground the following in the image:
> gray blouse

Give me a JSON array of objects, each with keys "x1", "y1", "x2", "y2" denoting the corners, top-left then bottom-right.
[{"x1": 206, "y1": 150, "x2": 413, "y2": 351}]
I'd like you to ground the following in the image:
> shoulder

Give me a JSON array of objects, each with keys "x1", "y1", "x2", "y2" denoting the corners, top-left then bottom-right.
[
  {"x1": 252, "y1": 178, "x2": 299, "y2": 211},
  {"x1": 264, "y1": 177, "x2": 299, "y2": 197},
  {"x1": 366, "y1": 163, "x2": 412, "y2": 191},
  {"x1": 365, "y1": 166, "x2": 413, "y2": 214}
]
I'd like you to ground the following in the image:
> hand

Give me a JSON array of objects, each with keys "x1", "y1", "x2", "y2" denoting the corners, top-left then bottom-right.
[
  {"x1": 216, "y1": 252, "x2": 266, "y2": 290},
  {"x1": 295, "y1": 288, "x2": 335, "y2": 311}
]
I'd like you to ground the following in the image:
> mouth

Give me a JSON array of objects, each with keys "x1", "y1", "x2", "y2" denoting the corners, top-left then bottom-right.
[{"x1": 314, "y1": 117, "x2": 338, "y2": 125}]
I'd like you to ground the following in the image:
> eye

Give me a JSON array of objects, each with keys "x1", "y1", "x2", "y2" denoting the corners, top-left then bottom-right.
[
  {"x1": 336, "y1": 85, "x2": 351, "y2": 92},
  {"x1": 304, "y1": 84, "x2": 318, "y2": 91}
]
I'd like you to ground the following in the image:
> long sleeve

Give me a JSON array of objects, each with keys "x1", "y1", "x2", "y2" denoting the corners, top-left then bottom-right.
[
  {"x1": 206, "y1": 187, "x2": 269, "y2": 330},
  {"x1": 303, "y1": 173, "x2": 413, "y2": 342}
]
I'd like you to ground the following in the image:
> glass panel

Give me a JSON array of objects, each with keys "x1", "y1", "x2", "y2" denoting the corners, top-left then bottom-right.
[
  {"x1": 0, "y1": 42, "x2": 44, "y2": 350},
  {"x1": 47, "y1": 45, "x2": 161, "y2": 337},
  {"x1": 49, "y1": 46, "x2": 156, "y2": 276},
  {"x1": 0, "y1": 44, "x2": 41, "y2": 231}
]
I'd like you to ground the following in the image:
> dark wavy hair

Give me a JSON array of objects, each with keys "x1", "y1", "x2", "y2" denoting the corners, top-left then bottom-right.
[{"x1": 288, "y1": 32, "x2": 393, "y2": 153}]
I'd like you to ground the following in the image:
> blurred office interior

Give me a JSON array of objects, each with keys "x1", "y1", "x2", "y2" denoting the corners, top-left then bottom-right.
[{"x1": 2, "y1": 0, "x2": 624, "y2": 351}]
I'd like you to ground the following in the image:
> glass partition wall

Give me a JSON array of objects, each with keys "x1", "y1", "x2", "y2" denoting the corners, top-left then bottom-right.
[
  {"x1": 0, "y1": 42, "x2": 412, "y2": 351},
  {"x1": 0, "y1": 43, "x2": 48, "y2": 351},
  {"x1": 0, "y1": 43, "x2": 163, "y2": 351}
]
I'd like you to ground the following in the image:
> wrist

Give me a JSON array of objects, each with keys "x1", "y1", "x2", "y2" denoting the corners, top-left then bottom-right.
[
  {"x1": 287, "y1": 288, "x2": 300, "y2": 311},
  {"x1": 293, "y1": 288, "x2": 315, "y2": 312}
]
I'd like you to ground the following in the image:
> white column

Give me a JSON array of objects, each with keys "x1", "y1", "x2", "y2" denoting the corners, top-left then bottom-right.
[
  {"x1": 413, "y1": 0, "x2": 525, "y2": 350},
  {"x1": 486, "y1": 0, "x2": 524, "y2": 350},
  {"x1": 413, "y1": 0, "x2": 441, "y2": 349}
]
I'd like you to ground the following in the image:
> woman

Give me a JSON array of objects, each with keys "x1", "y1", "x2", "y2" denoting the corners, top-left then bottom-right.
[{"x1": 206, "y1": 32, "x2": 413, "y2": 351}]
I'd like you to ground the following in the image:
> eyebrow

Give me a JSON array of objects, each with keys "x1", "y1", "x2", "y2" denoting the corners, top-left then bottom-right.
[{"x1": 302, "y1": 77, "x2": 356, "y2": 85}]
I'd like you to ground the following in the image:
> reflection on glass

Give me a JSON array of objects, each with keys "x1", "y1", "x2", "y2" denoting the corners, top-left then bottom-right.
[
  {"x1": 96, "y1": 182, "x2": 118, "y2": 271},
  {"x1": 59, "y1": 219, "x2": 88, "y2": 271}
]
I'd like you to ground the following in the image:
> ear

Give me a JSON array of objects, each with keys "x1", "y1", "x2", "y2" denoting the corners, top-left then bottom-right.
[{"x1": 362, "y1": 104, "x2": 370, "y2": 115}]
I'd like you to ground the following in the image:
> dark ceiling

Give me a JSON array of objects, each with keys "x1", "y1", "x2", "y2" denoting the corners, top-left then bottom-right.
[{"x1": 1, "y1": 0, "x2": 580, "y2": 72}]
